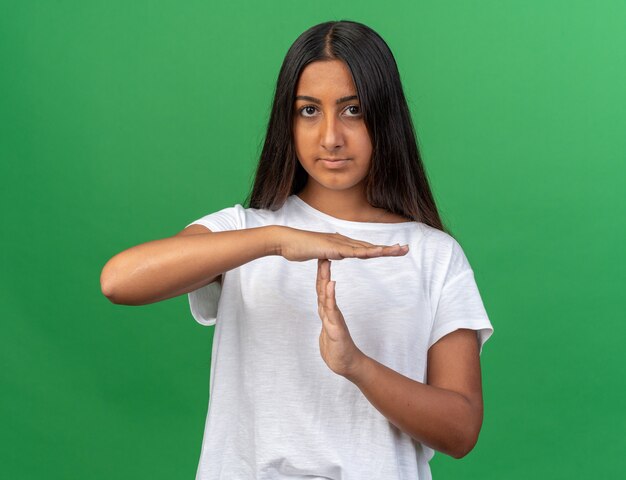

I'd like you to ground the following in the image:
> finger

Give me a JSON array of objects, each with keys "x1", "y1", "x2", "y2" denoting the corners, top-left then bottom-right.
[
  {"x1": 316, "y1": 258, "x2": 323, "y2": 301},
  {"x1": 322, "y1": 260, "x2": 332, "y2": 312},
  {"x1": 320, "y1": 258, "x2": 330, "y2": 297},
  {"x1": 319, "y1": 266, "x2": 335, "y2": 321},
  {"x1": 324, "y1": 280, "x2": 338, "y2": 323},
  {"x1": 339, "y1": 244, "x2": 379, "y2": 259},
  {"x1": 342, "y1": 236, "x2": 397, "y2": 250},
  {"x1": 352, "y1": 240, "x2": 378, "y2": 248},
  {"x1": 317, "y1": 259, "x2": 327, "y2": 306},
  {"x1": 348, "y1": 244, "x2": 409, "y2": 258},
  {"x1": 381, "y1": 244, "x2": 410, "y2": 256},
  {"x1": 344, "y1": 244, "x2": 389, "y2": 259}
]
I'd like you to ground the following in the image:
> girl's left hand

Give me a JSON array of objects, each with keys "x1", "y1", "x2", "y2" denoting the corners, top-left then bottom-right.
[{"x1": 316, "y1": 258, "x2": 365, "y2": 378}]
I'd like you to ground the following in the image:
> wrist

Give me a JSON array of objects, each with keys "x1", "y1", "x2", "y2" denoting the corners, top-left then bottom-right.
[
  {"x1": 344, "y1": 350, "x2": 372, "y2": 384},
  {"x1": 264, "y1": 225, "x2": 285, "y2": 257}
]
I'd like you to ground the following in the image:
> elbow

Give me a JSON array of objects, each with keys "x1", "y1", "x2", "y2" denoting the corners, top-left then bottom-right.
[
  {"x1": 100, "y1": 260, "x2": 122, "y2": 304},
  {"x1": 443, "y1": 400, "x2": 482, "y2": 459},
  {"x1": 100, "y1": 257, "x2": 150, "y2": 306},
  {"x1": 450, "y1": 433, "x2": 478, "y2": 459},
  {"x1": 449, "y1": 420, "x2": 481, "y2": 459}
]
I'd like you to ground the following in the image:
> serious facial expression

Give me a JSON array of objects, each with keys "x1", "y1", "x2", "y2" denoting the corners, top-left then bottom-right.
[{"x1": 292, "y1": 60, "x2": 373, "y2": 193}]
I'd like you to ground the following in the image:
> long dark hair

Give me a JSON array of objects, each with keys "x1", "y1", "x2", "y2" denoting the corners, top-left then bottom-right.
[{"x1": 244, "y1": 20, "x2": 448, "y2": 233}]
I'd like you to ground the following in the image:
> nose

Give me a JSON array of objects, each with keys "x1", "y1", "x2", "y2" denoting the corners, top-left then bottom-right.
[{"x1": 320, "y1": 113, "x2": 344, "y2": 152}]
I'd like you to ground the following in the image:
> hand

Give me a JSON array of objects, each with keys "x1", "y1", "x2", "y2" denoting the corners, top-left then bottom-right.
[
  {"x1": 316, "y1": 258, "x2": 366, "y2": 378},
  {"x1": 279, "y1": 226, "x2": 409, "y2": 262}
]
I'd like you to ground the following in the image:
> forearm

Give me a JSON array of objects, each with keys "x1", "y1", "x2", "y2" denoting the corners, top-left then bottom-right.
[
  {"x1": 101, "y1": 225, "x2": 281, "y2": 305},
  {"x1": 345, "y1": 354, "x2": 481, "y2": 459}
]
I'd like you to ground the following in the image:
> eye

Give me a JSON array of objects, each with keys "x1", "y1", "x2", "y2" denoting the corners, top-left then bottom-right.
[
  {"x1": 298, "y1": 105, "x2": 318, "y2": 117},
  {"x1": 345, "y1": 105, "x2": 362, "y2": 117}
]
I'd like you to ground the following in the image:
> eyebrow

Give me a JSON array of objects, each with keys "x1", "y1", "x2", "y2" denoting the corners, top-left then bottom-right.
[{"x1": 295, "y1": 95, "x2": 358, "y2": 105}]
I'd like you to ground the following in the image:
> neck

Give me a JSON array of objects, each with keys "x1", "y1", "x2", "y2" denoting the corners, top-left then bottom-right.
[{"x1": 296, "y1": 182, "x2": 385, "y2": 222}]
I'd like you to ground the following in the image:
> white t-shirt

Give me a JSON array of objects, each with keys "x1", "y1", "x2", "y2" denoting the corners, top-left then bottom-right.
[{"x1": 186, "y1": 194, "x2": 494, "y2": 480}]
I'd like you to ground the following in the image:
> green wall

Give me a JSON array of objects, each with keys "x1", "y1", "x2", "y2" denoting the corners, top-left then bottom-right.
[{"x1": 2, "y1": 1, "x2": 624, "y2": 478}]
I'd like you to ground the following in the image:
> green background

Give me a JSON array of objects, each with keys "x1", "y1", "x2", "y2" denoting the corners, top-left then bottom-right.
[{"x1": 2, "y1": 1, "x2": 624, "y2": 478}]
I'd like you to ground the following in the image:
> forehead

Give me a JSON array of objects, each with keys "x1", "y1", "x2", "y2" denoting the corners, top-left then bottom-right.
[{"x1": 295, "y1": 60, "x2": 357, "y2": 95}]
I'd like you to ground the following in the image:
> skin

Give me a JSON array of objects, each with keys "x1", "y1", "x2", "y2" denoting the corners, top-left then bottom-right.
[
  {"x1": 101, "y1": 58, "x2": 485, "y2": 460},
  {"x1": 316, "y1": 258, "x2": 483, "y2": 458},
  {"x1": 298, "y1": 60, "x2": 485, "y2": 458},
  {"x1": 293, "y1": 59, "x2": 407, "y2": 224}
]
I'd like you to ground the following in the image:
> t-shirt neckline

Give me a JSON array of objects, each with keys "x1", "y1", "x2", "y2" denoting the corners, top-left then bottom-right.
[{"x1": 288, "y1": 194, "x2": 417, "y2": 230}]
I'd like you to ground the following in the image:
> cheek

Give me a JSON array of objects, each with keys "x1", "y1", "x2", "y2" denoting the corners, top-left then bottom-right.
[
  {"x1": 293, "y1": 128, "x2": 310, "y2": 165},
  {"x1": 292, "y1": 126, "x2": 302, "y2": 157},
  {"x1": 357, "y1": 130, "x2": 373, "y2": 157},
  {"x1": 293, "y1": 126, "x2": 316, "y2": 154},
  {"x1": 293, "y1": 123, "x2": 304, "y2": 143}
]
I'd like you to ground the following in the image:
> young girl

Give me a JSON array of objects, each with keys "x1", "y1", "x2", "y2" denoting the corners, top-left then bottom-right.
[{"x1": 101, "y1": 20, "x2": 493, "y2": 480}]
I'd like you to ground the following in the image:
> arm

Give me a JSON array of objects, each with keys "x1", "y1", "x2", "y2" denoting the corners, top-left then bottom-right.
[
  {"x1": 100, "y1": 224, "x2": 281, "y2": 305},
  {"x1": 316, "y1": 259, "x2": 483, "y2": 459},
  {"x1": 346, "y1": 329, "x2": 483, "y2": 459},
  {"x1": 100, "y1": 224, "x2": 406, "y2": 306}
]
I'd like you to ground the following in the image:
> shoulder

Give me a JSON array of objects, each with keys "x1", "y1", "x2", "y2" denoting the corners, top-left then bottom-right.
[
  {"x1": 184, "y1": 198, "x2": 294, "y2": 234},
  {"x1": 411, "y1": 223, "x2": 467, "y2": 279},
  {"x1": 416, "y1": 222, "x2": 457, "y2": 252},
  {"x1": 376, "y1": 211, "x2": 414, "y2": 224}
]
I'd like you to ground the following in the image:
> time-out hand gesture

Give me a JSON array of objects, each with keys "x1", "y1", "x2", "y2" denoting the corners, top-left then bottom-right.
[
  {"x1": 280, "y1": 227, "x2": 409, "y2": 262},
  {"x1": 316, "y1": 258, "x2": 366, "y2": 378}
]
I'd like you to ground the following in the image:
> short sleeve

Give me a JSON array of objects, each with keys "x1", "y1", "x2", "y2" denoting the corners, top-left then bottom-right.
[
  {"x1": 186, "y1": 204, "x2": 244, "y2": 326},
  {"x1": 428, "y1": 238, "x2": 494, "y2": 355}
]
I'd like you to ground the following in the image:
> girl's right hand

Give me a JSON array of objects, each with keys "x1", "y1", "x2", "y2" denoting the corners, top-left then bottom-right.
[{"x1": 277, "y1": 226, "x2": 409, "y2": 262}]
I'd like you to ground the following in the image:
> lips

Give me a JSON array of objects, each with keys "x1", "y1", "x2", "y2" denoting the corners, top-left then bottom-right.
[{"x1": 319, "y1": 158, "x2": 350, "y2": 169}]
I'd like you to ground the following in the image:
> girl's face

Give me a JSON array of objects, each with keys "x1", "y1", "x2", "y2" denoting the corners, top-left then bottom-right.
[{"x1": 293, "y1": 60, "x2": 373, "y2": 194}]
